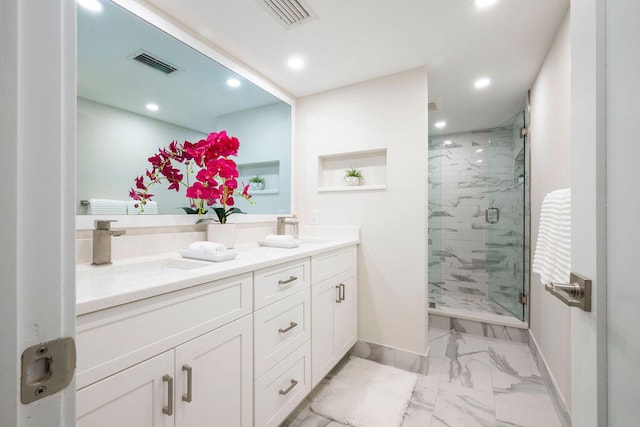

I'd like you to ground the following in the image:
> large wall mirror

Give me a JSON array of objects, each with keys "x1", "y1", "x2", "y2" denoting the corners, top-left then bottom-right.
[{"x1": 77, "y1": 0, "x2": 292, "y2": 220}]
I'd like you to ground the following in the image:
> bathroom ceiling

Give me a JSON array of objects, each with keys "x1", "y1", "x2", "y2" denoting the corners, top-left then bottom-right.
[{"x1": 141, "y1": 0, "x2": 569, "y2": 134}]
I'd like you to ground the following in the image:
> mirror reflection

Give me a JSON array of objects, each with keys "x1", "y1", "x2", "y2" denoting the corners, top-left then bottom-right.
[{"x1": 77, "y1": 0, "x2": 292, "y2": 215}]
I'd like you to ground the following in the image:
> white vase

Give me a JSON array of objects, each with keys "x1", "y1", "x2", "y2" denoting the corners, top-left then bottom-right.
[
  {"x1": 207, "y1": 223, "x2": 237, "y2": 249},
  {"x1": 344, "y1": 176, "x2": 362, "y2": 186},
  {"x1": 250, "y1": 181, "x2": 265, "y2": 190}
]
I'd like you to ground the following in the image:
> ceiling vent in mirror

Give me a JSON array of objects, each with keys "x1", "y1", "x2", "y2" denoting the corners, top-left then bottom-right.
[
  {"x1": 255, "y1": 0, "x2": 316, "y2": 28},
  {"x1": 428, "y1": 98, "x2": 441, "y2": 112},
  {"x1": 130, "y1": 50, "x2": 179, "y2": 75}
]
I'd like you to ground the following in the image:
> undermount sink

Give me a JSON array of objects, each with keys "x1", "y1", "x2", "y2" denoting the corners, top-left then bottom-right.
[{"x1": 77, "y1": 257, "x2": 210, "y2": 285}]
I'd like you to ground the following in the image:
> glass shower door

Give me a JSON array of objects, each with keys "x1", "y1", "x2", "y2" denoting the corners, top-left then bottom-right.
[{"x1": 485, "y1": 108, "x2": 528, "y2": 321}]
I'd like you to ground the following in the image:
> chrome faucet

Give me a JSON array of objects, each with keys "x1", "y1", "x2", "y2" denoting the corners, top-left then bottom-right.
[{"x1": 92, "y1": 220, "x2": 126, "y2": 265}]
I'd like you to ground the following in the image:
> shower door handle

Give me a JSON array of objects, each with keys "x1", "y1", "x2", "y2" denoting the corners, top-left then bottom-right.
[{"x1": 485, "y1": 207, "x2": 499, "y2": 224}]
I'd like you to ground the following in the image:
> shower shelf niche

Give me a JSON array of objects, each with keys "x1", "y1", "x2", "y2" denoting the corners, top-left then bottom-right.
[{"x1": 317, "y1": 148, "x2": 387, "y2": 192}]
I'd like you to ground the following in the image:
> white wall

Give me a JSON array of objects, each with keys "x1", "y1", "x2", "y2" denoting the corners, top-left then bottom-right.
[
  {"x1": 77, "y1": 97, "x2": 206, "y2": 214},
  {"x1": 606, "y1": 2, "x2": 640, "y2": 425},
  {"x1": 295, "y1": 68, "x2": 429, "y2": 354},
  {"x1": 529, "y1": 12, "x2": 572, "y2": 410}
]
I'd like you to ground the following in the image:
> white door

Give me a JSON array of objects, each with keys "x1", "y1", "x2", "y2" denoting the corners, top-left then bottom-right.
[
  {"x1": 174, "y1": 315, "x2": 253, "y2": 427},
  {"x1": 77, "y1": 351, "x2": 175, "y2": 427},
  {"x1": 0, "y1": 0, "x2": 76, "y2": 425},
  {"x1": 570, "y1": 1, "x2": 607, "y2": 426},
  {"x1": 604, "y1": 2, "x2": 640, "y2": 426}
]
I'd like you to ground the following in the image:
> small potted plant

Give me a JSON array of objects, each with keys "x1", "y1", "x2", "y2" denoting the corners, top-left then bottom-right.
[
  {"x1": 249, "y1": 175, "x2": 266, "y2": 191},
  {"x1": 344, "y1": 168, "x2": 363, "y2": 186}
]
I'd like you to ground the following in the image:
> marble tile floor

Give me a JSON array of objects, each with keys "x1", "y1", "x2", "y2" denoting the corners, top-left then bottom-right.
[{"x1": 282, "y1": 328, "x2": 563, "y2": 427}]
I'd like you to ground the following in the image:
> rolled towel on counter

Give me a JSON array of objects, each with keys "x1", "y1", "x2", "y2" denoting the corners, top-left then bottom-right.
[
  {"x1": 188, "y1": 241, "x2": 226, "y2": 254},
  {"x1": 264, "y1": 234, "x2": 294, "y2": 241}
]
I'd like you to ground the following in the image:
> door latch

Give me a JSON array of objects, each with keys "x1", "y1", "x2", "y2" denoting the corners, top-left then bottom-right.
[
  {"x1": 544, "y1": 273, "x2": 592, "y2": 312},
  {"x1": 21, "y1": 337, "x2": 76, "y2": 404}
]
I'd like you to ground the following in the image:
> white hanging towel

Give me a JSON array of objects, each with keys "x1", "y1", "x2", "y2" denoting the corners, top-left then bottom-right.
[{"x1": 532, "y1": 188, "x2": 571, "y2": 285}]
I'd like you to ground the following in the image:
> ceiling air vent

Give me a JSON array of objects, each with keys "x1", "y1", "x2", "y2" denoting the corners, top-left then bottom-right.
[
  {"x1": 131, "y1": 50, "x2": 179, "y2": 75},
  {"x1": 255, "y1": 0, "x2": 316, "y2": 28}
]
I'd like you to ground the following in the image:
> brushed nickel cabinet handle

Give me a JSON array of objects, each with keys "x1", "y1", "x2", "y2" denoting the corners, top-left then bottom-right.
[
  {"x1": 182, "y1": 365, "x2": 193, "y2": 403},
  {"x1": 278, "y1": 379, "x2": 299, "y2": 396},
  {"x1": 340, "y1": 283, "x2": 346, "y2": 301},
  {"x1": 162, "y1": 374, "x2": 174, "y2": 415},
  {"x1": 335, "y1": 285, "x2": 341, "y2": 303},
  {"x1": 278, "y1": 276, "x2": 298, "y2": 285},
  {"x1": 278, "y1": 321, "x2": 298, "y2": 334}
]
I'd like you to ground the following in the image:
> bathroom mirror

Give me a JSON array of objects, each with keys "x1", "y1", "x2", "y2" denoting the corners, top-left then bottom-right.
[{"x1": 77, "y1": 0, "x2": 293, "y2": 218}]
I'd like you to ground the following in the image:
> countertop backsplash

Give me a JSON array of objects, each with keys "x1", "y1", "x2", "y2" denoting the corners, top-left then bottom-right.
[{"x1": 75, "y1": 222, "x2": 275, "y2": 264}]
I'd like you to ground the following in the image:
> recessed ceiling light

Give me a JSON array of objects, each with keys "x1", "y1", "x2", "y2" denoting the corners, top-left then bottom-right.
[
  {"x1": 226, "y1": 78, "x2": 241, "y2": 88},
  {"x1": 474, "y1": 0, "x2": 497, "y2": 9},
  {"x1": 77, "y1": 0, "x2": 103, "y2": 12},
  {"x1": 435, "y1": 121, "x2": 447, "y2": 129},
  {"x1": 146, "y1": 103, "x2": 159, "y2": 112},
  {"x1": 444, "y1": 140, "x2": 453, "y2": 146},
  {"x1": 476, "y1": 148, "x2": 484, "y2": 153},
  {"x1": 474, "y1": 77, "x2": 491, "y2": 89},
  {"x1": 477, "y1": 159, "x2": 483, "y2": 163},
  {"x1": 287, "y1": 57, "x2": 304, "y2": 70}
]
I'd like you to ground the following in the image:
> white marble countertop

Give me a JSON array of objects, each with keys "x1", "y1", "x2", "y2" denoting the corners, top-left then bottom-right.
[{"x1": 76, "y1": 237, "x2": 359, "y2": 316}]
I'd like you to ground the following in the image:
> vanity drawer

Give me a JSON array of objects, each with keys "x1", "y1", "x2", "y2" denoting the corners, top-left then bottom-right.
[
  {"x1": 254, "y1": 288, "x2": 310, "y2": 378},
  {"x1": 311, "y1": 246, "x2": 357, "y2": 284},
  {"x1": 254, "y1": 341, "x2": 311, "y2": 427},
  {"x1": 254, "y1": 259, "x2": 310, "y2": 310},
  {"x1": 76, "y1": 273, "x2": 252, "y2": 389}
]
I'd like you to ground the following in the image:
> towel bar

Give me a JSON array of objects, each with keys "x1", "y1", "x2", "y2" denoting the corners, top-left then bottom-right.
[{"x1": 544, "y1": 272, "x2": 592, "y2": 312}]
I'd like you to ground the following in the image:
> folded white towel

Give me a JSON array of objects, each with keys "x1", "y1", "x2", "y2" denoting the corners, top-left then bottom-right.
[
  {"x1": 87, "y1": 198, "x2": 127, "y2": 215},
  {"x1": 188, "y1": 241, "x2": 226, "y2": 254},
  {"x1": 264, "y1": 234, "x2": 293, "y2": 241},
  {"x1": 533, "y1": 188, "x2": 571, "y2": 285}
]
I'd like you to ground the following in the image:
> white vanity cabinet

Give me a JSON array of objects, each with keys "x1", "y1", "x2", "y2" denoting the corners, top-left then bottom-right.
[
  {"x1": 310, "y1": 247, "x2": 358, "y2": 387},
  {"x1": 76, "y1": 273, "x2": 253, "y2": 427},
  {"x1": 253, "y1": 259, "x2": 312, "y2": 427},
  {"x1": 77, "y1": 315, "x2": 253, "y2": 427},
  {"x1": 76, "y1": 241, "x2": 359, "y2": 426}
]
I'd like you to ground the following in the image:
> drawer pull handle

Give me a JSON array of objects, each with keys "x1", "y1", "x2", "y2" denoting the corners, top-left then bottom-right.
[
  {"x1": 279, "y1": 379, "x2": 299, "y2": 396},
  {"x1": 278, "y1": 276, "x2": 298, "y2": 285},
  {"x1": 162, "y1": 374, "x2": 174, "y2": 416},
  {"x1": 340, "y1": 283, "x2": 346, "y2": 301},
  {"x1": 182, "y1": 365, "x2": 193, "y2": 403},
  {"x1": 278, "y1": 321, "x2": 298, "y2": 334},
  {"x1": 336, "y1": 285, "x2": 341, "y2": 303}
]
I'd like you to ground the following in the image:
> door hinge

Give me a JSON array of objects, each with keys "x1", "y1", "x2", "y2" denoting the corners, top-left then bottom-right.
[
  {"x1": 519, "y1": 293, "x2": 527, "y2": 305},
  {"x1": 520, "y1": 127, "x2": 528, "y2": 137}
]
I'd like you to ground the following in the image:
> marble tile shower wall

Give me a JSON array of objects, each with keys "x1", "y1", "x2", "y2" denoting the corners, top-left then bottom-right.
[{"x1": 429, "y1": 129, "x2": 525, "y2": 318}]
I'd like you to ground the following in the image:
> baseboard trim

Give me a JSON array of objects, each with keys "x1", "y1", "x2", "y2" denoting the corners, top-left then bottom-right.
[{"x1": 528, "y1": 331, "x2": 571, "y2": 427}]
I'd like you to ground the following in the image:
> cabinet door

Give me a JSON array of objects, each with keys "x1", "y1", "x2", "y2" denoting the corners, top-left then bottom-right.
[
  {"x1": 77, "y1": 351, "x2": 174, "y2": 427},
  {"x1": 311, "y1": 278, "x2": 338, "y2": 387},
  {"x1": 174, "y1": 315, "x2": 253, "y2": 427},
  {"x1": 333, "y1": 269, "x2": 358, "y2": 359}
]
